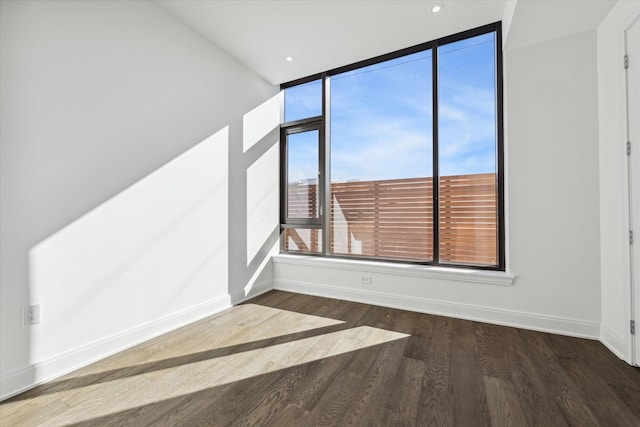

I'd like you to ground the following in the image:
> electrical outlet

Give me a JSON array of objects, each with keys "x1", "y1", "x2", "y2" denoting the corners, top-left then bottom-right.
[
  {"x1": 361, "y1": 276, "x2": 372, "y2": 285},
  {"x1": 23, "y1": 304, "x2": 40, "y2": 326}
]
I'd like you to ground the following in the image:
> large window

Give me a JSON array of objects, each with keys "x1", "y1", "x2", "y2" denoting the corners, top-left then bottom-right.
[{"x1": 280, "y1": 23, "x2": 504, "y2": 270}]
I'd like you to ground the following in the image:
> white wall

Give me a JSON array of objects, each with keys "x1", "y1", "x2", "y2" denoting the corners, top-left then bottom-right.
[
  {"x1": 0, "y1": 0, "x2": 278, "y2": 399},
  {"x1": 597, "y1": 0, "x2": 640, "y2": 361},
  {"x1": 507, "y1": 30, "x2": 601, "y2": 328},
  {"x1": 274, "y1": 30, "x2": 602, "y2": 339}
]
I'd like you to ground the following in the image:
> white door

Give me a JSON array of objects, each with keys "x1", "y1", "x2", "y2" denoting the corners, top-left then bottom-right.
[{"x1": 628, "y1": 17, "x2": 640, "y2": 366}]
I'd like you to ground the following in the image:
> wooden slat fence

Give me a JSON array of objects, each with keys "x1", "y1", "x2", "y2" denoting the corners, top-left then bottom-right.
[
  {"x1": 285, "y1": 173, "x2": 497, "y2": 265},
  {"x1": 438, "y1": 174, "x2": 497, "y2": 265},
  {"x1": 331, "y1": 177, "x2": 433, "y2": 261}
]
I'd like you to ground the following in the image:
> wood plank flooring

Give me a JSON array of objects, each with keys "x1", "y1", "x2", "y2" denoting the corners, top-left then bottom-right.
[{"x1": 2, "y1": 290, "x2": 640, "y2": 426}]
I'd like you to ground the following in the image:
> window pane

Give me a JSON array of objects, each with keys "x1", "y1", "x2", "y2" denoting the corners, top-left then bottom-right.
[
  {"x1": 330, "y1": 50, "x2": 433, "y2": 261},
  {"x1": 287, "y1": 130, "x2": 319, "y2": 219},
  {"x1": 438, "y1": 32, "x2": 498, "y2": 266},
  {"x1": 284, "y1": 228, "x2": 322, "y2": 253},
  {"x1": 284, "y1": 79, "x2": 322, "y2": 122}
]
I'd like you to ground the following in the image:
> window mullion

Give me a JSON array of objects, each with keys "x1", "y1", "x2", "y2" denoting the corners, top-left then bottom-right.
[
  {"x1": 496, "y1": 24, "x2": 506, "y2": 270},
  {"x1": 432, "y1": 41, "x2": 440, "y2": 265},
  {"x1": 322, "y1": 74, "x2": 332, "y2": 256}
]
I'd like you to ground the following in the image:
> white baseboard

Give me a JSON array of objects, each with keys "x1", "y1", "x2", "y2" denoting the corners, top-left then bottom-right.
[
  {"x1": 0, "y1": 276, "x2": 615, "y2": 401},
  {"x1": 600, "y1": 323, "x2": 627, "y2": 360},
  {"x1": 230, "y1": 279, "x2": 274, "y2": 305},
  {"x1": 0, "y1": 295, "x2": 232, "y2": 401},
  {"x1": 273, "y1": 278, "x2": 601, "y2": 340}
]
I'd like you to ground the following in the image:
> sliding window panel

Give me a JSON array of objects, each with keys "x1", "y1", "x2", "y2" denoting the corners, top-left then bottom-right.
[
  {"x1": 438, "y1": 32, "x2": 499, "y2": 266},
  {"x1": 330, "y1": 51, "x2": 433, "y2": 261}
]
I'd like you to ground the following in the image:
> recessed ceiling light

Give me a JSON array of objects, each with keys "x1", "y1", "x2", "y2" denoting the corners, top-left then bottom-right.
[
  {"x1": 431, "y1": 4, "x2": 443, "y2": 13},
  {"x1": 286, "y1": 56, "x2": 294, "y2": 62}
]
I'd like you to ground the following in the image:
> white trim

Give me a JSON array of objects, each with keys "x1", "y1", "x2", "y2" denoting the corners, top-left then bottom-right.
[
  {"x1": 626, "y1": 13, "x2": 640, "y2": 369},
  {"x1": 2, "y1": 272, "x2": 615, "y2": 400},
  {"x1": 600, "y1": 323, "x2": 627, "y2": 360},
  {"x1": 0, "y1": 295, "x2": 231, "y2": 401},
  {"x1": 229, "y1": 279, "x2": 274, "y2": 305},
  {"x1": 272, "y1": 254, "x2": 516, "y2": 286},
  {"x1": 273, "y1": 278, "x2": 599, "y2": 339}
]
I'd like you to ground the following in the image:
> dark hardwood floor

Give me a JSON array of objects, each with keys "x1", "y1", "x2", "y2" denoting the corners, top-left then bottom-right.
[{"x1": 2, "y1": 290, "x2": 640, "y2": 426}]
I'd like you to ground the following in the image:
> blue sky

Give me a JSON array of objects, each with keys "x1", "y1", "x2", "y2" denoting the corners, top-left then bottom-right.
[
  {"x1": 287, "y1": 130, "x2": 319, "y2": 184},
  {"x1": 285, "y1": 32, "x2": 497, "y2": 183}
]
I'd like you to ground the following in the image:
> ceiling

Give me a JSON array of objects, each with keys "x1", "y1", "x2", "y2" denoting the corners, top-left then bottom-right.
[
  {"x1": 155, "y1": 0, "x2": 617, "y2": 86},
  {"x1": 504, "y1": 0, "x2": 617, "y2": 51}
]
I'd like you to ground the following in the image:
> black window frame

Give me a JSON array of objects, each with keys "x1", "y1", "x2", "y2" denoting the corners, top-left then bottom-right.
[
  {"x1": 280, "y1": 22, "x2": 505, "y2": 271},
  {"x1": 280, "y1": 118, "x2": 325, "y2": 227}
]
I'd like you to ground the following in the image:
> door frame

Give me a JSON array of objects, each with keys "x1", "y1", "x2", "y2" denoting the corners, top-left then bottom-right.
[{"x1": 626, "y1": 15, "x2": 640, "y2": 367}]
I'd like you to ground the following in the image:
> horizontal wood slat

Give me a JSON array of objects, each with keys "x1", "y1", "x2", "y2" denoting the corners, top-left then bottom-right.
[
  {"x1": 286, "y1": 173, "x2": 497, "y2": 265},
  {"x1": 439, "y1": 173, "x2": 497, "y2": 265}
]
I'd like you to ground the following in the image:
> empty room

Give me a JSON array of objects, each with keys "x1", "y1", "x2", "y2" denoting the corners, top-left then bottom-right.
[{"x1": 1, "y1": 0, "x2": 640, "y2": 425}]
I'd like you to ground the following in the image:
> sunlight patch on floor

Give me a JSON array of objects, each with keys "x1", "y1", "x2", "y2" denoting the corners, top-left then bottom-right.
[
  {"x1": 41, "y1": 326, "x2": 406, "y2": 425},
  {"x1": 0, "y1": 304, "x2": 408, "y2": 426}
]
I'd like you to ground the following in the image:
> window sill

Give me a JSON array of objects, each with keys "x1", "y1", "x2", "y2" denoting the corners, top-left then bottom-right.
[{"x1": 272, "y1": 254, "x2": 515, "y2": 286}]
